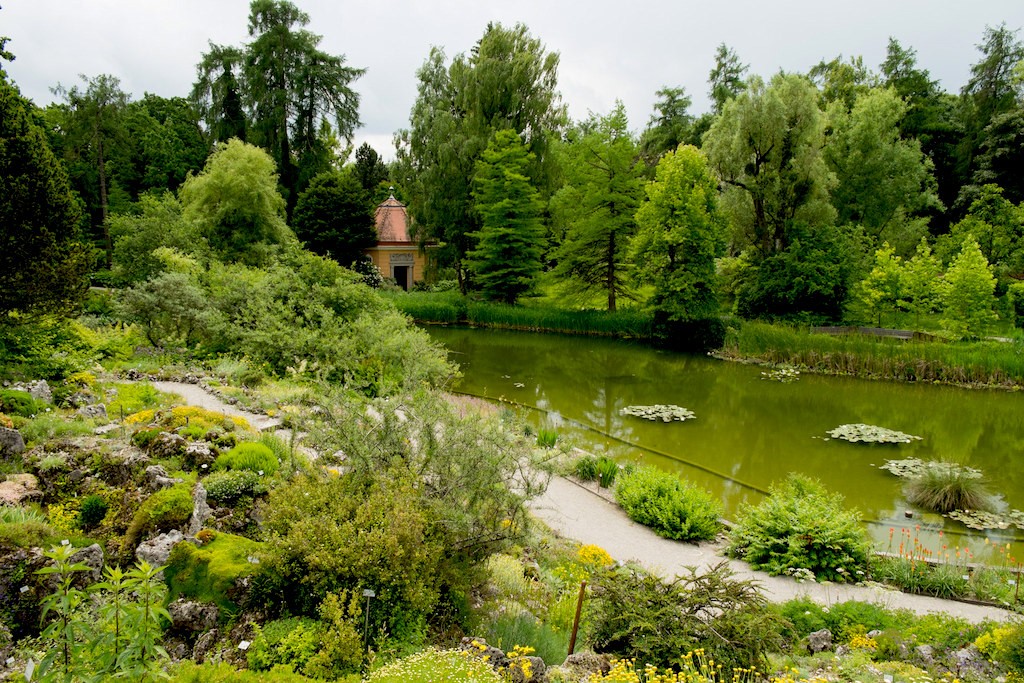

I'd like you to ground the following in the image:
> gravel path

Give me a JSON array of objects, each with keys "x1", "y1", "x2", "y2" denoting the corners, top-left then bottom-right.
[
  {"x1": 530, "y1": 476, "x2": 1013, "y2": 623},
  {"x1": 149, "y1": 381, "x2": 1014, "y2": 623}
]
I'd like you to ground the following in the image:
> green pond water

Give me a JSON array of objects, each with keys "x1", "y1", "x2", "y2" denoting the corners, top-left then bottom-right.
[{"x1": 426, "y1": 325, "x2": 1024, "y2": 562}]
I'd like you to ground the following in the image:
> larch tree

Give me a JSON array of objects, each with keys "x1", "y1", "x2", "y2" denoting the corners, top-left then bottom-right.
[
  {"x1": 466, "y1": 129, "x2": 545, "y2": 305},
  {"x1": 51, "y1": 73, "x2": 129, "y2": 268},
  {"x1": 192, "y1": 0, "x2": 364, "y2": 212},
  {"x1": 550, "y1": 102, "x2": 644, "y2": 310},
  {"x1": 639, "y1": 86, "x2": 694, "y2": 162},
  {"x1": 708, "y1": 43, "x2": 748, "y2": 114},
  {"x1": 631, "y1": 144, "x2": 727, "y2": 322},
  {"x1": 900, "y1": 238, "x2": 941, "y2": 327},
  {"x1": 940, "y1": 236, "x2": 998, "y2": 339},
  {"x1": 851, "y1": 242, "x2": 903, "y2": 326}
]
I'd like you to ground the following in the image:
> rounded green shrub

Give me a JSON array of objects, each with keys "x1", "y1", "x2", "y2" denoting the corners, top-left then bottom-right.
[
  {"x1": 727, "y1": 474, "x2": 870, "y2": 582},
  {"x1": 248, "y1": 617, "x2": 323, "y2": 675},
  {"x1": 77, "y1": 494, "x2": 109, "y2": 529},
  {"x1": 614, "y1": 466, "x2": 722, "y2": 541},
  {"x1": 204, "y1": 470, "x2": 267, "y2": 504},
  {"x1": 0, "y1": 390, "x2": 39, "y2": 417},
  {"x1": 214, "y1": 442, "x2": 279, "y2": 476}
]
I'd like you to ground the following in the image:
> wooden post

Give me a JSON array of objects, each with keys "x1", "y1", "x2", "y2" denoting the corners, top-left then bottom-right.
[{"x1": 567, "y1": 580, "x2": 587, "y2": 656}]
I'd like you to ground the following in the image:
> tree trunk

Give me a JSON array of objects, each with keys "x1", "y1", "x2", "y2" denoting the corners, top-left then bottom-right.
[
  {"x1": 606, "y1": 231, "x2": 617, "y2": 312},
  {"x1": 97, "y1": 134, "x2": 112, "y2": 269}
]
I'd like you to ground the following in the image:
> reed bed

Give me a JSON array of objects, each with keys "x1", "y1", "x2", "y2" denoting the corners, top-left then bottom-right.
[
  {"x1": 724, "y1": 321, "x2": 1024, "y2": 387},
  {"x1": 385, "y1": 292, "x2": 653, "y2": 338}
]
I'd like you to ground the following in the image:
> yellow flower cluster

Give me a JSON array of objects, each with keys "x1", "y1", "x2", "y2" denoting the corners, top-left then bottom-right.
[
  {"x1": 588, "y1": 654, "x2": 835, "y2": 683},
  {"x1": 847, "y1": 634, "x2": 878, "y2": 651},
  {"x1": 577, "y1": 543, "x2": 614, "y2": 569}
]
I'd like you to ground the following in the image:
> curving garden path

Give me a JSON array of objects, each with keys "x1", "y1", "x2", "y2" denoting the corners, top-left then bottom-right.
[{"x1": 150, "y1": 381, "x2": 1014, "y2": 623}]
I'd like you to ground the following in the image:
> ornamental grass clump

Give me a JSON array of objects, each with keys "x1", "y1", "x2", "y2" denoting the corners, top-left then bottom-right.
[
  {"x1": 614, "y1": 466, "x2": 721, "y2": 542},
  {"x1": 727, "y1": 474, "x2": 870, "y2": 582},
  {"x1": 214, "y1": 442, "x2": 279, "y2": 476},
  {"x1": 903, "y1": 462, "x2": 996, "y2": 513}
]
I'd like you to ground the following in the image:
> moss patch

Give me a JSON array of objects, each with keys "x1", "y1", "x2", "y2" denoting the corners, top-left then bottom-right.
[{"x1": 165, "y1": 530, "x2": 262, "y2": 616}]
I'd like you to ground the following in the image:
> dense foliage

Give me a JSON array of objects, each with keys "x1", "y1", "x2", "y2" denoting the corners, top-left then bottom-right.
[
  {"x1": 613, "y1": 466, "x2": 722, "y2": 542},
  {"x1": 728, "y1": 474, "x2": 871, "y2": 582}
]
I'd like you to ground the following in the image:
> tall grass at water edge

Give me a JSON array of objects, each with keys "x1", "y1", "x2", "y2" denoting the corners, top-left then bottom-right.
[
  {"x1": 385, "y1": 291, "x2": 653, "y2": 338},
  {"x1": 725, "y1": 321, "x2": 1024, "y2": 386}
]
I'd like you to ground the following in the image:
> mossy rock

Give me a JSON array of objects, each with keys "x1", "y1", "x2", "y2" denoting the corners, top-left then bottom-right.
[{"x1": 165, "y1": 530, "x2": 262, "y2": 616}]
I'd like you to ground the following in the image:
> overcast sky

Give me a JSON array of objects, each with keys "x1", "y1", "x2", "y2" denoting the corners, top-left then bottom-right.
[{"x1": 4, "y1": 1, "x2": 1023, "y2": 162}]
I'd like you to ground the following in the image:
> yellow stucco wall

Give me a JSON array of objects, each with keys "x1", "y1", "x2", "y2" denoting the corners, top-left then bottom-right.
[{"x1": 365, "y1": 246, "x2": 432, "y2": 288}]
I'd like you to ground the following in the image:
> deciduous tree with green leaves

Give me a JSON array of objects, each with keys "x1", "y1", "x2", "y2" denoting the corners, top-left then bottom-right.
[
  {"x1": 703, "y1": 73, "x2": 836, "y2": 258},
  {"x1": 851, "y1": 242, "x2": 903, "y2": 326},
  {"x1": 179, "y1": 139, "x2": 295, "y2": 265},
  {"x1": 940, "y1": 236, "x2": 998, "y2": 338},
  {"x1": 631, "y1": 144, "x2": 726, "y2": 322},
  {"x1": 901, "y1": 238, "x2": 942, "y2": 327},
  {"x1": 823, "y1": 87, "x2": 939, "y2": 251},
  {"x1": 550, "y1": 102, "x2": 644, "y2": 310},
  {"x1": 467, "y1": 129, "x2": 545, "y2": 305}
]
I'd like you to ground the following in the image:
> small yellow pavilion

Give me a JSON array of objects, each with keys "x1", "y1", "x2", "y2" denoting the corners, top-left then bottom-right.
[{"x1": 363, "y1": 193, "x2": 434, "y2": 290}]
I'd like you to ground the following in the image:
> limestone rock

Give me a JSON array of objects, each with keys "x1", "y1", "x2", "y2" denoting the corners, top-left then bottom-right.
[
  {"x1": 560, "y1": 652, "x2": 611, "y2": 679},
  {"x1": 77, "y1": 404, "x2": 107, "y2": 420},
  {"x1": 169, "y1": 599, "x2": 219, "y2": 632},
  {"x1": 96, "y1": 447, "x2": 149, "y2": 486},
  {"x1": 460, "y1": 636, "x2": 509, "y2": 670},
  {"x1": 188, "y1": 482, "x2": 212, "y2": 536},
  {"x1": 136, "y1": 530, "x2": 184, "y2": 567},
  {"x1": 13, "y1": 380, "x2": 51, "y2": 404},
  {"x1": 149, "y1": 432, "x2": 187, "y2": 460},
  {"x1": 0, "y1": 474, "x2": 39, "y2": 505},
  {"x1": 914, "y1": 644, "x2": 935, "y2": 666},
  {"x1": 807, "y1": 629, "x2": 833, "y2": 654},
  {"x1": 69, "y1": 544, "x2": 104, "y2": 586},
  {"x1": 183, "y1": 441, "x2": 216, "y2": 471},
  {"x1": 145, "y1": 464, "x2": 181, "y2": 491},
  {"x1": 193, "y1": 629, "x2": 219, "y2": 663},
  {"x1": 0, "y1": 428, "x2": 25, "y2": 458}
]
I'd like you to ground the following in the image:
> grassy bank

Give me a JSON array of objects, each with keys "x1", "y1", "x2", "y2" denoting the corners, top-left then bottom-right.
[
  {"x1": 385, "y1": 291, "x2": 654, "y2": 338},
  {"x1": 722, "y1": 321, "x2": 1024, "y2": 387}
]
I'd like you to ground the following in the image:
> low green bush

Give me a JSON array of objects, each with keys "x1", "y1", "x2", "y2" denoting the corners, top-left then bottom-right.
[
  {"x1": 214, "y1": 442, "x2": 279, "y2": 476},
  {"x1": 77, "y1": 494, "x2": 109, "y2": 529},
  {"x1": 248, "y1": 617, "x2": 323, "y2": 674},
  {"x1": 131, "y1": 428, "x2": 163, "y2": 449},
  {"x1": 614, "y1": 466, "x2": 721, "y2": 542},
  {"x1": 0, "y1": 389, "x2": 39, "y2": 417},
  {"x1": 587, "y1": 562, "x2": 785, "y2": 672},
  {"x1": 572, "y1": 454, "x2": 599, "y2": 481},
  {"x1": 203, "y1": 469, "x2": 268, "y2": 504},
  {"x1": 365, "y1": 649, "x2": 503, "y2": 682},
  {"x1": 170, "y1": 662, "x2": 326, "y2": 682},
  {"x1": 727, "y1": 474, "x2": 870, "y2": 582}
]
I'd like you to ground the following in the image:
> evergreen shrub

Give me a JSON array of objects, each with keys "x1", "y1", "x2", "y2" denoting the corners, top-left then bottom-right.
[
  {"x1": 614, "y1": 466, "x2": 721, "y2": 541},
  {"x1": 203, "y1": 469, "x2": 267, "y2": 504},
  {"x1": 728, "y1": 474, "x2": 870, "y2": 582}
]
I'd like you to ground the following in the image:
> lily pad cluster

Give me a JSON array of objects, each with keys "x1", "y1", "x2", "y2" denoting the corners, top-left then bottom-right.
[
  {"x1": 620, "y1": 404, "x2": 695, "y2": 423},
  {"x1": 946, "y1": 508, "x2": 1024, "y2": 531},
  {"x1": 761, "y1": 366, "x2": 800, "y2": 383},
  {"x1": 825, "y1": 424, "x2": 922, "y2": 444},
  {"x1": 879, "y1": 458, "x2": 982, "y2": 479}
]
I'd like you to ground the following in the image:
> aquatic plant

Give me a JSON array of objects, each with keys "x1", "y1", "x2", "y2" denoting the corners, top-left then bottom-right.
[
  {"x1": 825, "y1": 423, "x2": 921, "y2": 444},
  {"x1": 620, "y1": 404, "x2": 695, "y2": 422},
  {"x1": 760, "y1": 365, "x2": 800, "y2": 382},
  {"x1": 903, "y1": 462, "x2": 996, "y2": 513}
]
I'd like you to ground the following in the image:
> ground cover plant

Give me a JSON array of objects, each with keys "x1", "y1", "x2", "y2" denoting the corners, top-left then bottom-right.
[
  {"x1": 614, "y1": 466, "x2": 721, "y2": 542},
  {"x1": 728, "y1": 474, "x2": 871, "y2": 582}
]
